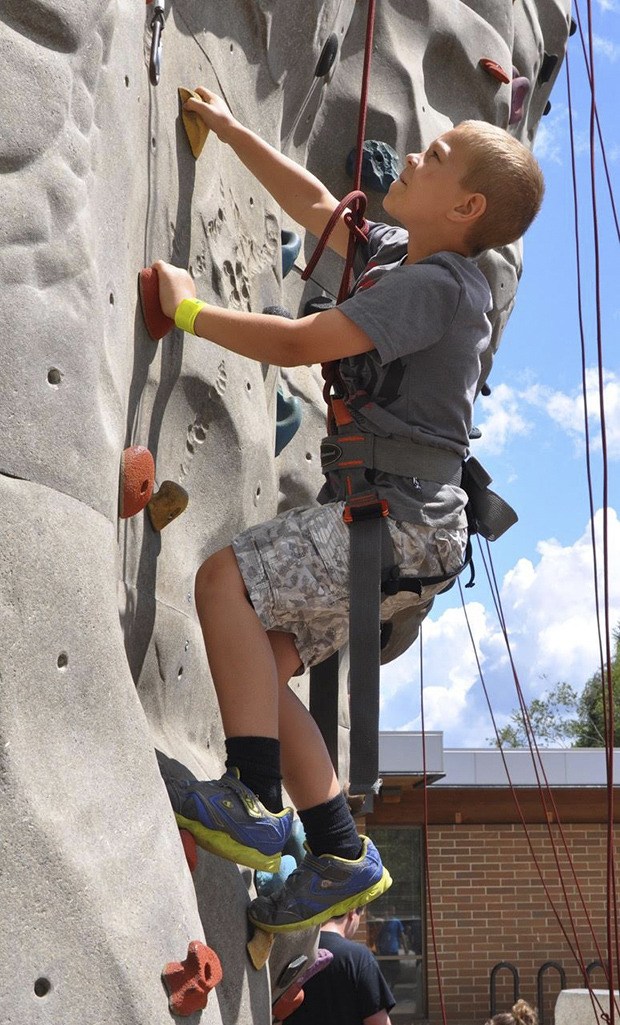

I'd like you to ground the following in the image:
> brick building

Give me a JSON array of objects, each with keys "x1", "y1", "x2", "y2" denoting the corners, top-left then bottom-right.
[{"x1": 359, "y1": 733, "x2": 620, "y2": 1025}]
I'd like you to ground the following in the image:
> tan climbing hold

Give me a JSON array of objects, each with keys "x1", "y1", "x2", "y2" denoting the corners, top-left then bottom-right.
[
  {"x1": 247, "y1": 928, "x2": 274, "y2": 970},
  {"x1": 178, "y1": 88, "x2": 209, "y2": 159},
  {"x1": 147, "y1": 480, "x2": 189, "y2": 531}
]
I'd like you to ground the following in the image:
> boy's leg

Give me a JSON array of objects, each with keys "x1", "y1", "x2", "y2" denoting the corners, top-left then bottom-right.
[{"x1": 163, "y1": 546, "x2": 295, "y2": 871}]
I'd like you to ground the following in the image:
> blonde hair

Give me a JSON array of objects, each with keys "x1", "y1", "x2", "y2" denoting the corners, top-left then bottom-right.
[
  {"x1": 453, "y1": 120, "x2": 545, "y2": 256},
  {"x1": 485, "y1": 999, "x2": 539, "y2": 1025}
]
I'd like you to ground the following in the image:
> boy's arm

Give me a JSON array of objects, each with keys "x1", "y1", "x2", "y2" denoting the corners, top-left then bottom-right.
[
  {"x1": 185, "y1": 88, "x2": 352, "y2": 258},
  {"x1": 154, "y1": 261, "x2": 374, "y2": 366}
]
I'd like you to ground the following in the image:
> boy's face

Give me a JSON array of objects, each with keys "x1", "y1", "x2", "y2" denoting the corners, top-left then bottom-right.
[{"x1": 383, "y1": 128, "x2": 472, "y2": 231}]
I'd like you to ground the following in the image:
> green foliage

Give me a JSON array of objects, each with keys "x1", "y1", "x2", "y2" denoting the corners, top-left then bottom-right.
[{"x1": 490, "y1": 629, "x2": 620, "y2": 749}]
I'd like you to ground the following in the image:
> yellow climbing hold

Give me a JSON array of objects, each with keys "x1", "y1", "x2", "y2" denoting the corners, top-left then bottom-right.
[
  {"x1": 247, "y1": 928, "x2": 274, "y2": 971},
  {"x1": 178, "y1": 87, "x2": 209, "y2": 159}
]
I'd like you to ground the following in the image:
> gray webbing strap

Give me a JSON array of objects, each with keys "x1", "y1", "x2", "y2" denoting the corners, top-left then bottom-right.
[
  {"x1": 309, "y1": 652, "x2": 340, "y2": 774},
  {"x1": 348, "y1": 516, "x2": 383, "y2": 797}
]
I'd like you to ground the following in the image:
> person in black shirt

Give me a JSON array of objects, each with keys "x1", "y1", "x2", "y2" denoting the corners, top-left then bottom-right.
[{"x1": 287, "y1": 908, "x2": 395, "y2": 1025}]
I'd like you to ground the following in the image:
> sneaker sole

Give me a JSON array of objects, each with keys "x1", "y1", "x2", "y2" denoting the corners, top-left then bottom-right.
[
  {"x1": 175, "y1": 813, "x2": 283, "y2": 872},
  {"x1": 248, "y1": 865, "x2": 393, "y2": 933}
]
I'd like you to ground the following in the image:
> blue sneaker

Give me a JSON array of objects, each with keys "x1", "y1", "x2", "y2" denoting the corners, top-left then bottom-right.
[
  {"x1": 247, "y1": 835, "x2": 392, "y2": 933},
  {"x1": 164, "y1": 768, "x2": 294, "y2": 872}
]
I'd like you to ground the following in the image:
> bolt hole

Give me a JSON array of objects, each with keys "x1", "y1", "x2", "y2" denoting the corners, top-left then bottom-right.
[
  {"x1": 249, "y1": 196, "x2": 254, "y2": 207},
  {"x1": 124, "y1": 75, "x2": 130, "y2": 87},
  {"x1": 140, "y1": 479, "x2": 150, "y2": 495},
  {"x1": 151, "y1": 136, "x2": 156, "y2": 149},
  {"x1": 305, "y1": 452, "x2": 312, "y2": 461},
  {"x1": 57, "y1": 653, "x2": 68, "y2": 670},
  {"x1": 230, "y1": 43, "x2": 234, "y2": 52},
  {"x1": 47, "y1": 368, "x2": 62, "y2": 386},
  {"x1": 109, "y1": 292, "x2": 114, "y2": 305},
  {"x1": 246, "y1": 381, "x2": 252, "y2": 391},
  {"x1": 255, "y1": 485, "x2": 261, "y2": 499},
  {"x1": 34, "y1": 978, "x2": 51, "y2": 998},
  {"x1": 178, "y1": 666, "x2": 183, "y2": 679}
]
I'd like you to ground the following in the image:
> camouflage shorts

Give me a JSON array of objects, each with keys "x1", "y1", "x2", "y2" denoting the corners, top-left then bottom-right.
[{"x1": 231, "y1": 501, "x2": 468, "y2": 670}]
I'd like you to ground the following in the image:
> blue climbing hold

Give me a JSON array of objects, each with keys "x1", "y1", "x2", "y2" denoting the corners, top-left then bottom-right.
[
  {"x1": 283, "y1": 817, "x2": 307, "y2": 865},
  {"x1": 255, "y1": 854, "x2": 298, "y2": 897},
  {"x1": 346, "y1": 140, "x2": 401, "y2": 194},
  {"x1": 281, "y1": 229, "x2": 301, "y2": 279},
  {"x1": 275, "y1": 387, "x2": 302, "y2": 457}
]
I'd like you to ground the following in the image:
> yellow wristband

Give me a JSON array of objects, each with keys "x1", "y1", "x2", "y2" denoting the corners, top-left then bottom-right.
[{"x1": 174, "y1": 297, "x2": 206, "y2": 335}]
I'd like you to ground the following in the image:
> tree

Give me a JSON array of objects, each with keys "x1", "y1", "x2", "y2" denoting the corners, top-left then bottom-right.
[{"x1": 491, "y1": 629, "x2": 620, "y2": 749}]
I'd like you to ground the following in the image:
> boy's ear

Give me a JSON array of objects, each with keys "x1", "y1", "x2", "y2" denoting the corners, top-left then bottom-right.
[{"x1": 449, "y1": 192, "x2": 487, "y2": 225}]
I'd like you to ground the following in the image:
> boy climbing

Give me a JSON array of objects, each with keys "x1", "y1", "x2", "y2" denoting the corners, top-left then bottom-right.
[{"x1": 152, "y1": 87, "x2": 544, "y2": 933}]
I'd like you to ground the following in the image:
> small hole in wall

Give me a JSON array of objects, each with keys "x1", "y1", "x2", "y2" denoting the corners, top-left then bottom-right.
[
  {"x1": 124, "y1": 75, "x2": 130, "y2": 87},
  {"x1": 230, "y1": 43, "x2": 234, "y2": 52},
  {"x1": 140, "y1": 478, "x2": 150, "y2": 495},
  {"x1": 47, "y1": 368, "x2": 62, "y2": 386},
  {"x1": 305, "y1": 452, "x2": 312, "y2": 461},
  {"x1": 249, "y1": 196, "x2": 254, "y2": 207},
  {"x1": 151, "y1": 136, "x2": 156, "y2": 149},
  {"x1": 34, "y1": 978, "x2": 51, "y2": 998},
  {"x1": 246, "y1": 381, "x2": 252, "y2": 392},
  {"x1": 109, "y1": 292, "x2": 115, "y2": 305},
  {"x1": 57, "y1": 653, "x2": 69, "y2": 670},
  {"x1": 255, "y1": 485, "x2": 261, "y2": 499},
  {"x1": 178, "y1": 666, "x2": 183, "y2": 679}
]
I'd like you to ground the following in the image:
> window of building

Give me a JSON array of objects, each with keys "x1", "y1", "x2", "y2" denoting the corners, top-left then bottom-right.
[{"x1": 365, "y1": 826, "x2": 425, "y2": 1023}]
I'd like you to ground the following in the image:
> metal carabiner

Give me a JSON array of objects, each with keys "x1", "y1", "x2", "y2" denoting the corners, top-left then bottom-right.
[{"x1": 149, "y1": 0, "x2": 165, "y2": 86}]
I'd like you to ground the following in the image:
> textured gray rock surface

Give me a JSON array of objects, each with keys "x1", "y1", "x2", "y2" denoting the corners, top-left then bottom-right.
[{"x1": 0, "y1": 1, "x2": 568, "y2": 1022}]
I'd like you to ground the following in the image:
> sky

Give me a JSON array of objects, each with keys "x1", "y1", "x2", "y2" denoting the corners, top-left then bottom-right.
[{"x1": 379, "y1": 1, "x2": 620, "y2": 748}]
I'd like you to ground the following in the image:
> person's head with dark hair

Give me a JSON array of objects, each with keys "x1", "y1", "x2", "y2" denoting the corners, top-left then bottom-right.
[{"x1": 485, "y1": 999, "x2": 538, "y2": 1025}]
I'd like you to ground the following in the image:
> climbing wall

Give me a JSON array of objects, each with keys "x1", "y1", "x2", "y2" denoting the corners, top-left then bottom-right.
[{"x1": 0, "y1": 1, "x2": 568, "y2": 1022}]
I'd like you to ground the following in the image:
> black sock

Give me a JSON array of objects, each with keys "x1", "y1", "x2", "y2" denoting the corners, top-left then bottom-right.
[
  {"x1": 225, "y1": 736, "x2": 283, "y2": 813},
  {"x1": 298, "y1": 792, "x2": 362, "y2": 860}
]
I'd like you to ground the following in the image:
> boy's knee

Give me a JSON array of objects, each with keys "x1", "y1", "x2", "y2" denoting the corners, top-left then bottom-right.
[{"x1": 195, "y1": 547, "x2": 245, "y2": 605}]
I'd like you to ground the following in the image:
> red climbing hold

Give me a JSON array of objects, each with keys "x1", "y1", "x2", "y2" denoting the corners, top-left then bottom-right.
[
  {"x1": 119, "y1": 446, "x2": 155, "y2": 518},
  {"x1": 162, "y1": 940, "x2": 223, "y2": 1017},
  {"x1": 479, "y1": 58, "x2": 511, "y2": 84},
  {"x1": 180, "y1": 828, "x2": 198, "y2": 873},
  {"x1": 138, "y1": 266, "x2": 174, "y2": 341},
  {"x1": 273, "y1": 987, "x2": 305, "y2": 1021}
]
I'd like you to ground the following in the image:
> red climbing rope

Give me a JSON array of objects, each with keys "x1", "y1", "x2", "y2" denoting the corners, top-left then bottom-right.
[
  {"x1": 300, "y1": 0, "x2": 376, "y2": 409},
  {"x1": 573, "y1": 1, "x2": 620, "y2": 245},
  {"x1": 457, "y1": 578, "x2": 612, "y2": 1025}
]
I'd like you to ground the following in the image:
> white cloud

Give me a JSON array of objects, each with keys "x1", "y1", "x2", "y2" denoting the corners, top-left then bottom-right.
[
  {"x1": 472, "y1": 382, "x2": 532, "y2": 456},
  {"x1": 523, "y1": 368, "x2": 620, "y2": 459},
  {"x1": 380, "y1": 508, "x2": 620, "y2": 745},
  {"x1": 533, "y1": 115, "x2": 566, "y2": 165},
  {"x1": 593, "y1": 34, "x2": 620, "y2": 60},
  {"x1": 474, "y1": 369, "x2": 620, "y2": 460},
  {"x1": 596, "y1": 0, "x2": 618, "y2": 12}
]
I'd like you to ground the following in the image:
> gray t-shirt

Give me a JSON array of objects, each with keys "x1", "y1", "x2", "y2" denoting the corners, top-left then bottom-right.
[{"x1": 319, "y1": 221, "x2": 492, "y2": 526}]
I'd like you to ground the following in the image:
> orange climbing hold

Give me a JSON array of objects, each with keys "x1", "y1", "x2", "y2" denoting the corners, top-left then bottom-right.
[
  {"x1": 273, "y1": 987, "x2": 305, "y2": 1020},
  {"x1": 479, "y1": 58, "x2": 511, "y2": 84},
  {"x1": 138, "y1": 266, "x2": 174, "y2": 341},
  {"x1": 179, "y1": 828, "x2": 198, "y2": 873},
  {"x1": 162, "y1": 940, "x2": 223, "y2": 1016},
  {"x1": 119, "y1": 446, "x2": 155, "y2": 518}
]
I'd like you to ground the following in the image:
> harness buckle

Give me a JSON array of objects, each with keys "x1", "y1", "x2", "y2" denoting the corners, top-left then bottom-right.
[{"x1": 343, "y1": 496, "x2": 389, "y2": 524}]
